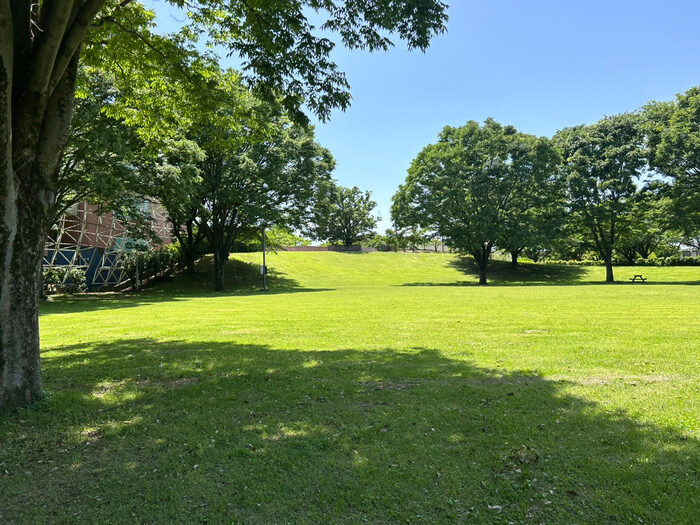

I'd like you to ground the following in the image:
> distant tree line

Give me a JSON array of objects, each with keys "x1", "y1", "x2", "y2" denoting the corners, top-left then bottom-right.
[
  {"x1": 55, "y1": 66, "x2": 384, "y2": 292},
  {"x1": 390, "y1": 87, "x2": 700, "y2": 284},
  {"x1": 57, "y1": 66, "x2": 336, "y2": 292},
  {"x1": 64, "y1": 72, "x2": 698, "y2": 290}
]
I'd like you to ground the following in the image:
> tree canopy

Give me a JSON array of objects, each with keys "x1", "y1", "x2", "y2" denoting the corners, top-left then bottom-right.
[
  {"x1": 393, "y1": 119, "x2": 559, "y2": 284},
  {"x1": 54, "y1": 68, "x2": 153, "y2": 230},
  {"x1": 308, "y1": 182, "x2": 379, "y2": 246},
  {"x1": 554, "y1": 113, "x2": 646, "y2": 282},
  {"x1": 643, "y1": 86, "x2": 700, "y2": 243}
]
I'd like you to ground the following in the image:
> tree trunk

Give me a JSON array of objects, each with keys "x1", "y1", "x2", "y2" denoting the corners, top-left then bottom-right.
[
  {"x1": 478, "y1": 263, "x2": 487, "y2": 284},
  {"x1": 510, "y1": 249, "x2": 521, "y2": 266},
  {"x1": 605, "y1": 256, "x2": 614, "y2": 283},
  {"x1": 213, "y1": 248, "x2": 225, "y2": 292},
  {"x1": 179, "y1": 229, "x2": 199, "y2": 276},
  {"x1": 185, "y1": 251, "x2": 197, "y2": 275},
  {"x1": 1, "y1": 16, "x2": 83, "y2": 409},
  {"x1": 473, "y1": 242, "x2": 492, "y2": 285},
  {"x1": 0, "y1": 166, "x2": 50, "y2": 409},
  {"x1": 175, "y1": 219, "x2": 200, "y2": 275},
  {"x1": 1, "y1": 130, "x2": 69, "y2": 409}
]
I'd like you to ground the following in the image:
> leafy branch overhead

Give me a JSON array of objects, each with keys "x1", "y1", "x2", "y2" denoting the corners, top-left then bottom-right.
[{"x1": 181, "y1": 0, "x2": 449, "y2": 121}]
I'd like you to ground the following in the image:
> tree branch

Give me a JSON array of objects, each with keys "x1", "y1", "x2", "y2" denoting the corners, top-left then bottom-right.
[
  {"x1": 47, "y1": 0, "x2": 107, "y2": 97},
  {"x1": 36, "y1": 48, "x2": 80, "y2": 210},
  {"x1": 24, "y1": 1, "x2": 75, "y2": 98}
]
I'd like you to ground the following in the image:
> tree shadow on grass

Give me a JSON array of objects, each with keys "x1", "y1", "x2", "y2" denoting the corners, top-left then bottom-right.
[
  {"x1": 402, "y1": 258, "x2": 590, "y2": 287},
  {"x1": 149, "y1": 257, "x2": 332, "y2": 296},
  {"x1": 40, "y1": 257, "x2": 331, "y2": 316},
  {"x1": 404, "y1": 257, "x2": 700, "y2": 286},
  {"x1": 1, "y1": 339, "x2": 697, "y2": 522},
  {"x1": 453, "y1": 257, "x2": 589, "y2": 284}
]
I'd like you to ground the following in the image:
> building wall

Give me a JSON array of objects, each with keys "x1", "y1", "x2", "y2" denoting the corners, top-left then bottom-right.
[{"x1": 44, "y1": 200, "x2": 173, "y2": 291}]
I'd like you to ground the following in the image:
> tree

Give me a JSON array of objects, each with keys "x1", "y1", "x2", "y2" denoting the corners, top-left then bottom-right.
[
  {"x1": 393, "y1": 119, "x2": 559, "y2": 284},
  {"x1": 308, "y1": 183, "x2": 379, "y2": 246},
  {"x1": 614, "y1": 186, "x2": 665, "y2": 263},
  {"x1": 171, "y1": 71, "x2": 334, "y2": 291},
  {"x1": 496, "y1": 141, "x2": 564, "y2": 266},
  {"x1": 198, "y1": 114, "x2": 333, "y2": 292},
  {"x1": 0, "y1": 1, "x2": 448, "y2": 409},
  {"x1": 148, "y1": 138, "x2": 206, "y2": 275},
  {"x1": 555, "y1": 113, "x2": 645, "y2": 282},
  {"x1": 53, "y1": 68, "x2": 155, "y2": 228},
  {"x1": 644, "y1": 86, "x2": 700, "y2": 243}
]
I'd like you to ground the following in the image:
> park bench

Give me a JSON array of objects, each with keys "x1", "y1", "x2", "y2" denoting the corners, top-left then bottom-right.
[{"x1": 630, "y1": 274, "x2": 647, "y2": 283}]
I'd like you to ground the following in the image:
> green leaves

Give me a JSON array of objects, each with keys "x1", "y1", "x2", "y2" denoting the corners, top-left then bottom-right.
[
  {"x1": 55, "y1": 68, "x2": 147, "y2": 227},
  {"x1": 393, "y1": 119, "x2": 560, "y2": 277},
  {"x1": 554, "y1": 114, "x2": 646, "y2": 279},
  {"x1": 183, "y1": 0, "x2": 448, "y2": 122},
  {"x1": 643, "y1": 86, "x2": 700, "y2": 241},
  {"x1": 308, "y1": 182, "x2": 379, "y2": 245}
]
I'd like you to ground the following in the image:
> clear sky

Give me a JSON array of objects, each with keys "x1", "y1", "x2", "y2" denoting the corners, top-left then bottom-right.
[{"x1": 148, "y1": 0, "x2": 700, "y2": 232}]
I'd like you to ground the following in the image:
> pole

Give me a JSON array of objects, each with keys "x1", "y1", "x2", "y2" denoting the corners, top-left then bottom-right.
[
  {"x1": 262, "y1": 225, "x2": 267, "y2": 291},
  {"x1": 135, "y1": 253, "x2": 140, "y2": 292}
]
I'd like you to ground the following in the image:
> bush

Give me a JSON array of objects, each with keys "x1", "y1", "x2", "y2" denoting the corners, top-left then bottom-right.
[
  {"x1": 543, "y1": 255, "x2": 699, "y2": 267},
  {"x1": 662, "y1": 255, "x2": 700, "y2": 266},
  {"x1": 121, "y1": 245, "x2": 178, "y2": 290},
  {"x1": 42, "y1": 267, "x2": 86, "y2": 295}
]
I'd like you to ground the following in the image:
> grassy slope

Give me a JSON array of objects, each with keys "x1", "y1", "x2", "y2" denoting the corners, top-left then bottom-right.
[{"x1": 1, "y1": 253, "x2": 699, "y2": 523}]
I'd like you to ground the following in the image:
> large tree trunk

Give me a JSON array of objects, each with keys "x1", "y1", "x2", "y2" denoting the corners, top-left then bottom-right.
[
  {"x1": 478, "y1": 264, "x2": 487, "y2": 284},
  {"x1": 0, "y1": 1, "x2": 92, "y2": 409},
  {"x1": 1, "y1": 89, "x2": 77, "y2": 408},
  {"x1": 472, "y1": 242, "x2": 492, "y2": 285},
  {"x1": 185, "y1": 250, "x2": 197, "y2": 275},
  {"x1": 0, "y1": 163, "x2": 51, "y2": 408},
  {"x1": 0, "y1": 22, "x2": 46, "y2": 407}
]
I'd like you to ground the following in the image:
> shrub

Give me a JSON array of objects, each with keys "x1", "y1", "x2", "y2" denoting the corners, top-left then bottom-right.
[
  {"x1": 543, "y1": 255, "x2": 699, "y2": 267},
  {"x1": 42, "y1": 267, "x2": 86, "y2": 295},
  {"x1": 121, "y1": 246, "x2": 178, "y2": 290},
  {"x1": 662, "y1": 255, "x2": 700, "y2": 266}
]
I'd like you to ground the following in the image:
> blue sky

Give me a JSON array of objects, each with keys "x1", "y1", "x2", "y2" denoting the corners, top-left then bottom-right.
[{"x1": 149, "y1": 0, "x2": 700, "y2": 232}]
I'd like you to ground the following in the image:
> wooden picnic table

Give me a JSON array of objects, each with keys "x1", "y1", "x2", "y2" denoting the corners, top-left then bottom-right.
[{"x1": 630, "y1": 274, "x2": 647, "y2": 283}]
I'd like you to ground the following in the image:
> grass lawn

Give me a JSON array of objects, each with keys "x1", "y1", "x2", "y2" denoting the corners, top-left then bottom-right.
[{"x1": 1, "y1": 253, "x2": 698, "y2": 522}]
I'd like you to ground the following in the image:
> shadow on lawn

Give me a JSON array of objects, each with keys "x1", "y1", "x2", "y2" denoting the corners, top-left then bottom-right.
[
  {"x1": 40, "y1": 257, "x2": 331, "y2": 315},
  {"x1": 2, "y1": 339, "x2": 697, "y2": 522},
  {"x1": 404, "y1": 257, "x2": 700, "y2": 286},
  {"x1": 159, "y1": 257, "x2": 331, "y2": 296}
]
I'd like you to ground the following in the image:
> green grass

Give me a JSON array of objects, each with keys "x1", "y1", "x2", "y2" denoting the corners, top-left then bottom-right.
[{"x1": 2, "y1": 252, "x2": 699, "y2": 523}]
